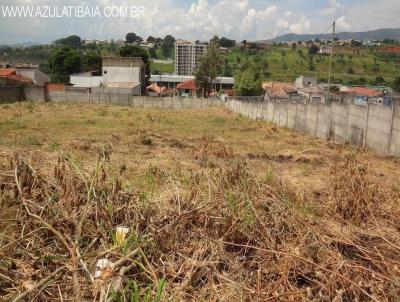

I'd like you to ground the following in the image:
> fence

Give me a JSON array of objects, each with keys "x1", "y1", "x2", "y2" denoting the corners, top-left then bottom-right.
[
  {"x1": 226, "y1": 98, "x2": 400, "y2": 156},
  {"x1": 48, "y1": 90, "x2": 224, "y2": 109}
]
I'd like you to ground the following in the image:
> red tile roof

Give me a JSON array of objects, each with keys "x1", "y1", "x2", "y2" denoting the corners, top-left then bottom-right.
[
  {"x1": 6, "y1": 74, "x2": 34, "y2": 84},
  {"x1": 345, "y1": 87, "x2": 382, "y2": 97},
  {"x1": 262, "y1": 82, "x2": 296, "y2": 98},
  {"x1": 177, "y1": 79, "x2": 197, "y2": 90},
  {"x1": 0, "y1": 68, "x2": 16, "y2": 76},
  {"x1": 147, "y1": 83, "x2": 166, "y2": 94}
]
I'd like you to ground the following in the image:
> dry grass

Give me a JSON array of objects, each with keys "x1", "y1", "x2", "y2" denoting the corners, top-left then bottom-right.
[{"x1": 0, "y1": 102, "x2": 400, "y2": 302}]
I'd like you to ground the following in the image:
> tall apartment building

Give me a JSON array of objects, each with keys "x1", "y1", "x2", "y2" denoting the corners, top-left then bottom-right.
[{"x1": 175, "y1": 41, "x2": 207, "y2": 76}]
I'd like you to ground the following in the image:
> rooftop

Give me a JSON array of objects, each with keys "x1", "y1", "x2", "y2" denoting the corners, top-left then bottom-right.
[
  {"x1": 176, "y1": 79, "x2": 196, "y2": 90},
  {"x1": 0, "y1": 68, "x2": 16, "y2": 76}
]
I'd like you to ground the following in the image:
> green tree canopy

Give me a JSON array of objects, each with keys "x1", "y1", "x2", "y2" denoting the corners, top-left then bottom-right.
[
  {"x1": 119, "y1": 45, "x2": 150, "y2": 74},
  {"x1": 393, "y1": 77, "x2": 400, "y2": 92},
  {"x1": 54, "y1": 35, "x2": 81, "y2": 48},
  {"x1": 308, "y1": 44, "x2": 320, "y2": 55},
  {"x1": 48, "y1": 47, "x2": 81, "y2": 82},
  {"x1": 82, "y1": 52, "x2": 102, "y2": 72},
  {"x1": 235, "y1": 68, "x2": 263, "y2": 96},
  {"x1": 147, "y1": 36, "x2": 156, "y2": 43},
  {"x1": 126, "y1": 32, "x2": 143, "y2": 44},
  {"x1": 161, "y1": 35, "x2": 176, "y2": 58},
  {"x1": 220, "y1": 37, "x2": 236, "y2": 48},
  {"x1": 195, "y1": 44, "x2": 222, "y2": 97}
]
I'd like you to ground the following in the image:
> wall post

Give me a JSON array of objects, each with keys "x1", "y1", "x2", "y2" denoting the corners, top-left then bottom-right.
[
  {"x1": 363, "y1": 102, "x2": 370, "y2": 148},
  {"x1": 315, "y1": 103, "x2": 319, "y2": 136},
  {"x1": 387, "y1": 100, "x2": 395, "y2": 153},
  {"x1": 286, "y1": 101, "x2": 289, "y2": 128},
  {"x1": 344, "y1": 103, "x2": 349, "y2": 142}
]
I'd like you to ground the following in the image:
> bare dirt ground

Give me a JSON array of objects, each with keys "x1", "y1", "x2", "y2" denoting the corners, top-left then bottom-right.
[{"x1": 1, "y1": 102, "x2": 399, "y2": 301}]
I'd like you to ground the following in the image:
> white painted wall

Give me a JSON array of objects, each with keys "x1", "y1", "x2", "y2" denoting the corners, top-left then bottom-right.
[
  {"x1": 70, "y1": 76, "x2": 103, "y2": 87},
  {"x1": 103, "y1": 67, "x2": 141, "y2": 84}
]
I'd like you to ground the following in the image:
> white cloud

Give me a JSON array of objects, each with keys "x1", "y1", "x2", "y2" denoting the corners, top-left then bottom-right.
[
  {"x1": 322, "y1": 0, "x2": 343, "y2": 16},
  {"x1": 1, "y1": 0, "x2": 399, "y2": 44},
  {"x1": 277, "y1": 19, "x2": 289, "y2": 29},
  {"x1": 284, "y1": 11, "x2": 292, "y2": 18},
  {"x1": 336, "y1": 16, "x2": 351, "y2": 30},
  {"x1": 289, "y1": 16, "x2": 311, "y2": 34}
]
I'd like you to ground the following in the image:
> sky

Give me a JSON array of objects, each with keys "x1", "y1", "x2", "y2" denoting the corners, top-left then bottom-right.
[{"x1": 0, "y1": 0, "x2": 399, "y2": 44}]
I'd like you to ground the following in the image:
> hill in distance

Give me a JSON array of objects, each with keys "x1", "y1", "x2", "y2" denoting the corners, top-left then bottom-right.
[{"x1": 267, "y1": 28, "x2": 400, "y2": 43}]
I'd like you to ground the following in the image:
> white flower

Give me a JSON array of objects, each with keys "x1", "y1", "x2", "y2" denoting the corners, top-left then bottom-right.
[{"x1": 115, "y1": 226, "x2": 130, "y2": 247}]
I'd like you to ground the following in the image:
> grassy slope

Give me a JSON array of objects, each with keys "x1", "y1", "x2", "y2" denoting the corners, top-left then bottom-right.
[{"x1": 225, "y1": 46, "x2": 400, "y2": 84}]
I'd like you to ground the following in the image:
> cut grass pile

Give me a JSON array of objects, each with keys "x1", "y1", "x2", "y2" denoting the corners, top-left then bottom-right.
[{"x1": 0, "y1": 102, "x2": 399, "y2": 301}]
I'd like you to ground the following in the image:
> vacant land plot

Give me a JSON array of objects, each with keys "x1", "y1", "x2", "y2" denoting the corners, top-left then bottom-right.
[{"x1": 1, "y1": 102, "x2": 399, "y2": 301}]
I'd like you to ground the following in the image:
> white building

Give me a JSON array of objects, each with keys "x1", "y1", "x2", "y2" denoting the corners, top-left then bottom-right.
[
  {"x1": 175, "y1": 41, "x2": 207, "y2": 76},
  {"x1": 69, "y1": 57, "x2": 146, "y2": 95},
  {"x1": 319, "y1": 45, "x2": 332, "y2": 54},
  {"x1": 295, "y1": 76, "x2": 317, "y2": 90}
]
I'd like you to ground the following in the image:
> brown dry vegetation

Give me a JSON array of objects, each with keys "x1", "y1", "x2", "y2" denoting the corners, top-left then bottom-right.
[{"x1": 0, "y1": 102, "x2": 400, "y2": 302}]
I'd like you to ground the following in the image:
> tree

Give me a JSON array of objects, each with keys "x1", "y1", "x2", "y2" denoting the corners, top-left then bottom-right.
[
  {"x1": 359, "y1": 77, "x2": 367, "y2": 85},
  {"x1": 393, "y1": 77, "x2": 400, "y2": 92},
  {"x1": 82, "y1": 52, "x2": 102, "y2": 72},
  {"x1": 292, "y1": 42, "x2": 297, "y2": 50},
  {"x1": 374, "y1": 76, "x2": 385, "y2": 85},
  {"x1": 308, "y1": 44, "x2": 320, "y2": 55},
  {"x1": 210, "y1": 35, "x2": 220, "y2": 47},
  {"x1": 222, "y1": 62, "x2": 233, "y2": 77},
  {"x1": 149, "y1": 48, "x2": 157, "y2": 59},
  {"x1": 119, "y1": 45, "x2": 150, "y2": 74},
  {"x1": 308, "y1": 57, "x2": 315, "y2": 71},
  {"x1": 48, "y1": 47, "x2": 81, "y2": 82},
  {"x1": 194, "y1": 44, "x2": 222, "y2": 98},
  {"x1": 147, "y1": 36, "x2": 156, "y2": 43},
  {"x1": 126, "y1": 32, "x2": 143, "y2": 44},
  {"x1": 235, "y1": 68, "x2": 263, "y2": 96},
  {"x1": 161, "y1": 35, "x2": 176, "y2": 58},
  {"x1": 220, "y1": 37, "x2": 236, "y2": 48},
  {"x1": 54, "y1": 35, "x2": 81, "y2": 48}
]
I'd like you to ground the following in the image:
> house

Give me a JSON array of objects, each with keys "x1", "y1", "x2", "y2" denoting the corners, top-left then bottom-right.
[
  {"x1": 219, "y1": 47, "x2": 229, "y2": 53},
  {"x1": 70, "y1": 70, "x2": 103, "y2": 88},
  {"x1": 340, "y1": 86, "x2": 384, "y2": 105},
  {"x1": 138, "y1": 42, "x2": 155, "y2": 50},
  {"x1": 14, "y1": 66, "x2": 50, "y2": 86},
  {"x1": 69, "y1": 57, "x2": 146, "y2": 95},
  {"x1": 102, "y1": 57, "x2": 146, "y2": 94},
  {"x1": 147, "y1": 83, "x2": 166, "y2": 96},
  {"x1": 319, "y1": 45, "x2": 332, "y2": 54},
  {"x1": 262, "y1": 82, "x2": 297, "y2": 99},
  {"x1": 149, "y1": 74, "x2": 234, "y2": 92},
  {"x1": 0, "y1": 68, "x2": 34, "y2": 86},
  {"x1": 297, "y1": 86, "x2": 326, "y2": 104},
  {"x1": 295, "y1": 76, "x2": 317, "y2": 90},
  {"x1": 176, "y1": 79, "x2": 197, "y2": 97}
]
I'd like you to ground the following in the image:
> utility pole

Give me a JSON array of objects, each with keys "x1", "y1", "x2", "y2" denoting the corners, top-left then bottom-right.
[{"x1": 327, "y1": 21, "x2": 336, "y2": 103}]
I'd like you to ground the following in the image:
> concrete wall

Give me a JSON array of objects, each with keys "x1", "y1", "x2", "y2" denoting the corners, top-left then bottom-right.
[
  {"x1": 227, "y1": 99, "x2": 400, "y2": 156},
  {"x1": 47, "y1": 90, "x2": 224, "y2": 110},
  {"x1": 103, "y1": 67, "x2": 141, "y2": 84},
  {"x1": 70, "y1": 76, "x2": 103, "y2": 88},
  {"x1": 23, "y1": 86, "x2": 45, "y2": 102},
  {"x1": 0, "y1": 87, "x2": 23, "y2": 103}
]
